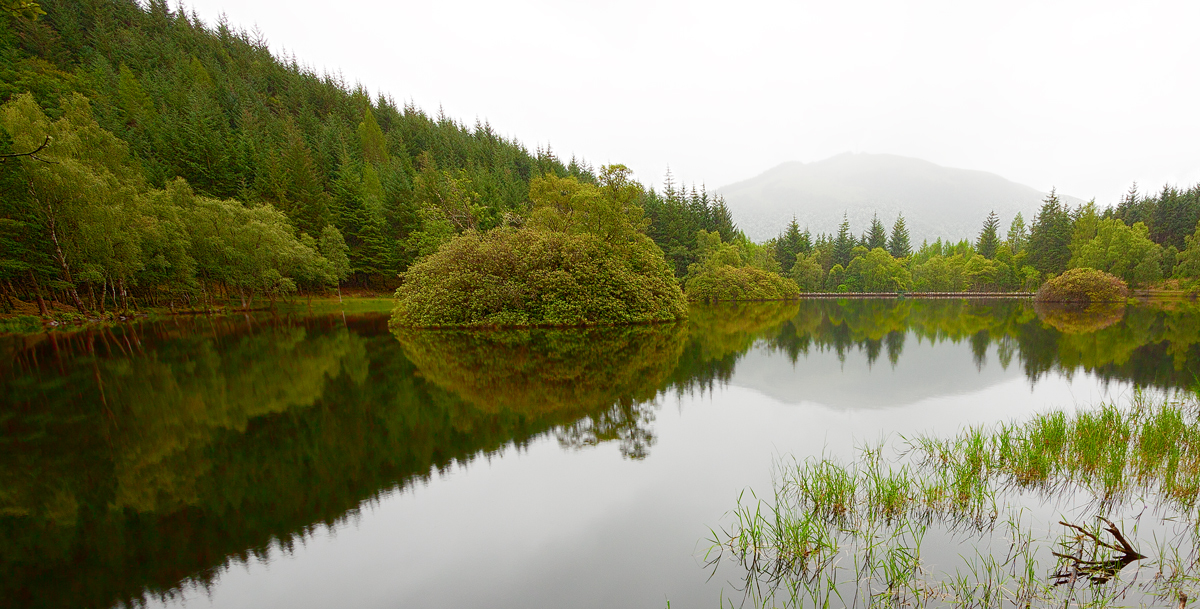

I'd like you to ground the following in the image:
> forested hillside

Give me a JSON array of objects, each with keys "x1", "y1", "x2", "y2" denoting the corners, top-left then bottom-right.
[{"x1": 0, "y1": 0, "x2": 603, "y2": 311}]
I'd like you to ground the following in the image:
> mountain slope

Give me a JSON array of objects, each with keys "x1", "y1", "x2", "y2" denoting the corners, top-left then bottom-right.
[{"x1": 717, "y1": 153, "x2": 1083, "y2": 243}]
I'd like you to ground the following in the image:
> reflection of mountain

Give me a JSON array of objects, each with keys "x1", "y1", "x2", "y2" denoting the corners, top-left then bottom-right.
[{"x1": 729, "y1": 339, "x2": 1017, "y2": 409}]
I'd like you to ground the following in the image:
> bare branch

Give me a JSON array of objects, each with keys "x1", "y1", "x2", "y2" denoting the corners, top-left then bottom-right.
[{"x1": 0, "y1": 135, "x2": 56, "y2": 163}]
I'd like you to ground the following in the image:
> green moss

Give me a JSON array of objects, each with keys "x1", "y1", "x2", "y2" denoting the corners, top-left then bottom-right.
[{"x1": 391, "y1": 227, "x2": 687, "y2": 328}]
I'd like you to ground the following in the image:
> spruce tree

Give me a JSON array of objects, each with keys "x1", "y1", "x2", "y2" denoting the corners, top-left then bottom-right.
[
  {"x1": 866, "y1": 213, "x2": 887, "y2": 250},
  {"x1": 1007, "y1": 213, "x2": 1027, "y2": 254},
  {"x1": 776, "y1": 216, "x2": 804, "y2": 272},
  {"x1": 976, "y1": 211, "x2": 1000, "y2": 259},
  {"x1": 887, "y1": 214, "x2": 911, "y2": 258},
  {"x1": 1027, "y1": 189, "x2": 1073, "y2": 274},
  {"x1": 833, "y1": 213, "x2": 854, "y2": 267}
]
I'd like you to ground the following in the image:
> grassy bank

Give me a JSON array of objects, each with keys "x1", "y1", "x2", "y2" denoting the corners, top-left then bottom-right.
[{"x1": 0, "y1": 294, "x2": 396, "y2": 335}]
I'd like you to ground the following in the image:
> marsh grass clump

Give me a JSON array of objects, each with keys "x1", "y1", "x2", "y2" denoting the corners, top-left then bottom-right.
[
  {"x1": 711, "y1": 391, "x2": 1200, "y2": 608},
  {"x1": 914, "y1": 393, "x2": 1200, "y2": 512}
]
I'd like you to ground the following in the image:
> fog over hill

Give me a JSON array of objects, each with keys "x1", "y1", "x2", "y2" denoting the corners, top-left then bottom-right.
[{"x1": 717, "y1": 153, "x2": 1085, "y2": 243}]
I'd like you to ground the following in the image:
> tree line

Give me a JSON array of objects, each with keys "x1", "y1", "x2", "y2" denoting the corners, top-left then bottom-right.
[{"x1": 755, "y1": 186, "x2": 1200, "y2": 294}]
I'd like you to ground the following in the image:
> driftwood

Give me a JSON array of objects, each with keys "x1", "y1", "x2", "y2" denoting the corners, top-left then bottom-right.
[{"x1": 1051, "y1": 518, "x2": 1145, "y2": 585}]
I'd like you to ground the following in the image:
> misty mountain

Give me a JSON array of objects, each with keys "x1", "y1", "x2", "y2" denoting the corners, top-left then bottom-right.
[{"x1": 717, "y1": 153, "x2": 1084, "y2": 243}]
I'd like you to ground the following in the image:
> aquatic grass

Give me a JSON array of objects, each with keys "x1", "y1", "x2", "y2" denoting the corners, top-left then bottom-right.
[{"x1": 711, "y1": 391, "x2": 1200, "y2": 608}]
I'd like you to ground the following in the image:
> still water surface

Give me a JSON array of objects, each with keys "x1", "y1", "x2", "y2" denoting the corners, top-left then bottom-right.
[{"x1": 2, "y1": 298, "x2": 1197, "y2": 608}]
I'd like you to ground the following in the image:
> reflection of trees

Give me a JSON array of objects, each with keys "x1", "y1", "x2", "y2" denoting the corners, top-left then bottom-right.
[
  {"x1": 556, "y1": 401, "x2": 658, "y2": 460},
  {"x1": 669, "y1": 298, "x2": 1200, "y2": 393},
  {"x1": 667, "y1": 301, "x2": 800, "y2": 393},
  {"x1": 2, "y1": 315, "x2": 691, "y2": 609},
  {"x1": 392, "y1": 324, "x2": 686, "y2": 416},
  {"x1": 756, "y1": 298, "x2": 1200, "y2": 391}
]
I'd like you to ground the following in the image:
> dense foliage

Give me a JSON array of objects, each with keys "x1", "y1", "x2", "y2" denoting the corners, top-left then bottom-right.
[
  {"x1": 683, "y1": 229, "x2": 800, "y2": 301},
  {"x1": 393, "y1": 169, "x2": 688, "y2": 327},
  {"x1": 1035, "y1": 268, "x2": 1129, "y2": 304}
]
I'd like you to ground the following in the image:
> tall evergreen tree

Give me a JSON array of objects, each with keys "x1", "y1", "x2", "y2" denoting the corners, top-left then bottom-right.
[
  {"x1": 1007, "y1": 212, "x2": 1027, "y2": 254},
  {"x1": 866, "y1": 214, "x2": 887, "y2": 250},
  {"x1": 1027, "y1": 189, "x2": 1073, "y2": 275},
  {"x1": 976, "y1": 211, "x2": 1000, "y2": 259},
  {"x1": 832, "y1": 213, "x2": 854, "y2": 267},
  {"x1": 887, "y1": 213, "x2": 911, "y2": 258}
]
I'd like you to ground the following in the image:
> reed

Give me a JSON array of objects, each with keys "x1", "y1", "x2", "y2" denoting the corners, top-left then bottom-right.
[{"x1": 710, "y1": 391, "x2": 1200, "y2": 608}]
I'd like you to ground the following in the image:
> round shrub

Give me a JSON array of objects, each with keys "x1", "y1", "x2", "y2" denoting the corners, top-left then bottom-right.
[
  {"x1": 684, "y1": 265, "x2": 801, "y2": 302},
  {"x1": 392, "y1": 228, "x2": 687, "y2": 327},
  {"x1": 1035, "y1": 268, "x2": 1128, "y2": 304}
]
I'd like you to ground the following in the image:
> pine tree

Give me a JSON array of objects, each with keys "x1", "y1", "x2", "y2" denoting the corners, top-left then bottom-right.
[
  {"x1": 1007, "y1": 213, "x2": 1027, "y2": 254},
  {"x1": 1027, "y1": 189, "x2": 1072, "y2": 274},
  {"x1": 887, "y1": 214, "x2": 911, "y2": 258},
  {"x1": 866, "y1": 213, "x2": 887, "y2": 250},
  {"x1": 833, "y1": 213, "x2": 854, "y2": 267},
  {"x1": 976, "y1": 211, "x2": 1000, "y2": 259},
  {"x1": 776, "y1": 216, "x2": 804, "y2": 272}
]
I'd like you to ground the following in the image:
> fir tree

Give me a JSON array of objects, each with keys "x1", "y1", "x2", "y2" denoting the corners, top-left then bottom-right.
[
  {"x1": 887, "y1": 214, "x2": 911, "y2": 258},
  {"x1": 976, "y1": 211, "x2": 1000, "y2": 259},
  {"x1": 833, "y1": 213, "x2": 854, "y2": 267},
  {"x1": 866, "y1": 213, "x2": 887, "y2": 250},
  {"x1": 1027, "y1": 189, "x2": 1073, "y2": 275}
]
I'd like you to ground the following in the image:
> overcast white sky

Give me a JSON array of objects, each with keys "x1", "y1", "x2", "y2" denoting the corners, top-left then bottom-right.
[{"x1": 185, "y1": 0, "x2": 1200, "y2": 205}]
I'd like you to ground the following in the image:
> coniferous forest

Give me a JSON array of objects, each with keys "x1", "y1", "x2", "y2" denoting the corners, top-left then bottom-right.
[{"x1": 2, "y1": 0, "x2": 1200, "y2": 327}]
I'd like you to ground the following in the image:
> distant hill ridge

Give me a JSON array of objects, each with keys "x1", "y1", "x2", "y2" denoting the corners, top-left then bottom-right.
[{"x1": 716, "y1": 153, "x2": 1084, "y2": 243}]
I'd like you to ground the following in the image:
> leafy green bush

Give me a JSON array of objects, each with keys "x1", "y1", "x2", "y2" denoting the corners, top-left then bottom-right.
[
  {"x1": 684, "y1": 264, "x2": 801, "y2": 302},
  {"x1": 392, "y1": 227, "x2": 687, "y2": 327},
  {"x1": 1035, "y1": 267, "x2": 1128, "y2": 303}
]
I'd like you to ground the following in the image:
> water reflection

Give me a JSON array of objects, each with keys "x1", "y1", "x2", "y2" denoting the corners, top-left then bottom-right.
[
  {"x1": 0, "y1": 297, "x2": 1197, "y2": 608},
  {"x1": 392, "y1": 325, "x2": 687, "y2": 459}
]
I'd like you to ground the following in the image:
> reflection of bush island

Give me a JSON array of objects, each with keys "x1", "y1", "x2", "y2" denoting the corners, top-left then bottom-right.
[
  {"x1": 392, "y1": 228, "x2": 687, "y2": 328},
  {"x1": 685, "y1": 265, "x2": 800, "y2": 302},
  {"x1": 1034, "y1": 300, "x2": 1126, "y2": 334},
  {"x1": 391, "y1": 324, "x2": 686, "y2": 416},
  {"x1": 1035, "y1": 268, "x2": 1128, "y2": 304}
]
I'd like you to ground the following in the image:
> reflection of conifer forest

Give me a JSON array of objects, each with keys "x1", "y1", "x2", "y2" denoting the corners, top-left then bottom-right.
[{"x1": 2, "y1": 299, "x2": 1198, "y2": 607}]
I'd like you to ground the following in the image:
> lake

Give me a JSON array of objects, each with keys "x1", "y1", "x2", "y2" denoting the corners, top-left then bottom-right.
[{"x1": 3, "y1": 298, "x2": 1198, "y2": 608}]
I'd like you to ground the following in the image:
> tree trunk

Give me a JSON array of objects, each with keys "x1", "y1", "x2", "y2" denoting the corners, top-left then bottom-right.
[
  {"x1": 45, "y1": 216, "x2": 87, "y2": 313},
  {"x1": 28, "y1": 270, "x2": 48, "y2": 316}
]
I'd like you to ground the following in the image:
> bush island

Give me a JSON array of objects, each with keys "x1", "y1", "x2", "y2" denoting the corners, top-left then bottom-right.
[
  {"x1": 393, "y1": 228, "x2": 686, "y2": 327},
  {"x1": 1035, "y1": 267, "x2": 1128, "y2": 303}
]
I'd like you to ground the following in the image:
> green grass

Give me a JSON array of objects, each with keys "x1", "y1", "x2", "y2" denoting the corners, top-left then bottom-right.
[{"x1": 710, "y1": 391, "x2": 1200, "y2": 608}]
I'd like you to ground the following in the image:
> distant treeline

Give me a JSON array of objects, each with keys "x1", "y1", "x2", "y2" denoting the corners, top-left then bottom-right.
[{"x1": 752, "y1": 185, "x2": 1200, "y2": 294}]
